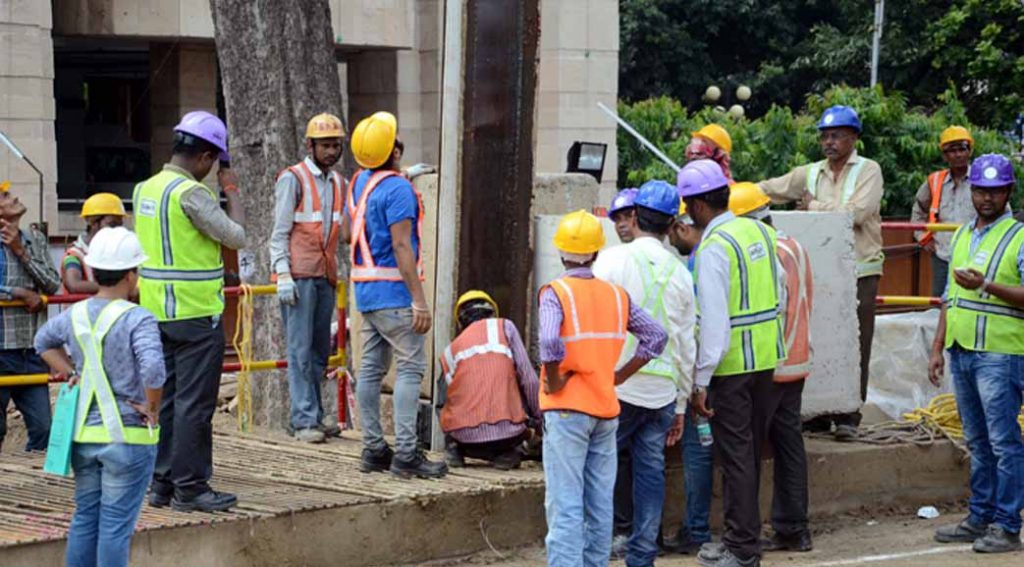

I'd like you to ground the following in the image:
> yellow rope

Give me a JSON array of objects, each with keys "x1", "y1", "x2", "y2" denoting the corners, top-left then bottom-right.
[{"x1": 232, "y1": 284, "x2": 255, "y2": 432}]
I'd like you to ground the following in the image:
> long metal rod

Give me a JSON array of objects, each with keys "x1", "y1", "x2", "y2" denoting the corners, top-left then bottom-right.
[
  {"x1": 870, "y1": 0, "x2": 885, "y2": 87},
  {"x1": 597, "y1": 101, "x2": 681, "y2": 172}
]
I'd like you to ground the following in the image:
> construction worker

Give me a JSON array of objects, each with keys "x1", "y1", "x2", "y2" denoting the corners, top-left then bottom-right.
[
  {"x1": 911, "y1": 126, "x2": 975, "y2": 296},
  {"x1": 270, "y1": 113, "x2": 346, "y2": 444},
  {"x1": 609, "y1": 188, "x2": 639, "y2": 243},
  {"x1": 759, "y1": 105, "x2": 884, "y2": 441},
  {"x1": 34, "y1": 227, "x2": 163, "y2": 567},
  {"x1": 730, "y1": 182, "x2": 814, "y2": 553},
  {"x1": 688, "y1": 124, "x2": 734, "y2": 182},
  {"x1": 437, "y1": 290, "x2": 540, "y2": 470},
  {"x1": 0, "y1": 184, "x2": 61, "y2": 453},
  {"x1": 930, "y1": 154, "x2": 1024, "y2": 554},
  {"x1": 342, "y1": 111, "x2": 445, "y2": 479},
  {"x1": 681, "y1": 160, "x2": 783, "y2": 567},
  {"x1": 539, "y1": 209, "x2": 666, "y2": 567},
  {"x1": 62, "y1": 193, "x2": 127, "y2": 294},
  {"x1": 135, "y1": 110, "x2": 246, "y2": 512},
  {"x1": 594, "y1": 181, "x2": 696, "y2": 566}
]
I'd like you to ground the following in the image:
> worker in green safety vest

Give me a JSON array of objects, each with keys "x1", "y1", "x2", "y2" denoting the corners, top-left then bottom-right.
[
  {"x1": 680, "y1": 159, "x2": 784, "y2": 567},
  {"x1": 929, "y1": 154, "x2": 1024, "y2": 555},
  {"x1": 132, "y1": 111, "x2": 247, "y2": 513}
]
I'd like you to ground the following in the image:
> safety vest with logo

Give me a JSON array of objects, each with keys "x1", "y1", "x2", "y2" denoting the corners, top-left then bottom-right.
[
  {"x1": 539, "y1": 277, "x2": 629, "y2": 418},
  {"x1": 806, "y1": 158, "x2": 883, "y2": 277},
  {"x1": 944, "y1": 217, "x2": 1024, "y2": 354},
  {"x1": 623, "y1": 247, "x2": 681, "y2": 384},
  {"x1": 72, "y1": 300, "x2": 160, "y2": 445},
  {"x1": 775, "y1": 234, "x2": 813, "y2": 382},
  {"x1": 918, "y1": 169, "x2": 950, "y2": 248},
  {"x1": 695, "y1": 217, "x2": 784, "y2": 376},
  {"x1": 60, "y1": 242, "x2": 93, "y2": 294},
  {"x1": 346, "y1": 169, "x2": 425, "y2": 282},
  {"x1": 279, "y1": 160, "x2": 344, "y2": 285},
  {"x1": 133, "y1": 169, "x2": 225, "y2": 322},
  {"x1": 439, "y1": 318, "x2": 527, "y2": 433}
]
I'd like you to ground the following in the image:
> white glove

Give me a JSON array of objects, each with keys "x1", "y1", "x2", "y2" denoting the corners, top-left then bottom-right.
[
  {"x1": 403, "y1": 163, "x2": 437, "y2": 180},
  {"x1": 277, "y1": 273, "x2": 298, "y2": 306}
]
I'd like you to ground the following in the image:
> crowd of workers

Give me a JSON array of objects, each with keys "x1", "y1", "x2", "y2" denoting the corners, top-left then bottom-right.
[{"x1": 0, "y1": 100, "x2": 1020, "y2": 567}]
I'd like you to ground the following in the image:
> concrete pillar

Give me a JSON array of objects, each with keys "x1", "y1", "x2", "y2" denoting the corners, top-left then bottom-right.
[
  {"x1": 346, "y1": 50, "x2": 398, "y2": 137},
  {"x1": 149, "y1": 42, "x2": 218, "y2": 176}
]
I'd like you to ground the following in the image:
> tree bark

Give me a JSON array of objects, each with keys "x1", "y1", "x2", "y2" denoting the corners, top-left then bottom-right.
[{"x1": 209, "y1": 0, "x2": 345, "y2": 429}]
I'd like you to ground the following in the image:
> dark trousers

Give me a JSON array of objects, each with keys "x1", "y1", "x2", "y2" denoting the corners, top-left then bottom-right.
[
  {"x1": 832, "y1": 275, "x2": 879, "y2": 428},
  {"x1": 613, "y1": 441, "x2": 633, "y2": 534},
  {"x1": 449, "y1": 432, "x2": 524, "y2": 461},
  {"x1": 931, "y1": 253, "x2": 949, "y2": 298},
  {"x1": 0, "y1": 348, "x2": 51, "y2": 451},
  {"x1": 151, "y1": 317, "x2": 225, "y2": 499},
  {"x1": 710, "y1": 369, "x2": 774, "y2": 561},
  {"x1": 764, "y1": 380, "x2": 809, "y2": 537}
]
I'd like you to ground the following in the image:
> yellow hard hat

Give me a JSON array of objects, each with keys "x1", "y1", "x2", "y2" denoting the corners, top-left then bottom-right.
[
  {"x1": 728, "y1": 182, "x2": 771, "y2": 217},
  {"x1": 305, "y1": 113, "x2": 345, "y2": 139},
  {"x1": 81, "y1": 193, "x2": 127, "y2": 218},
  {"x1": 939, "y1": 125, "x2": 973, "y2": 149},
  {"x1": 455, "y1": 290, "x2": 499, "y2": 319},
  {"x1": 553, "y1": 209, "x2": 606, "y2": 255},
  {"x1": 0, "y1": 180, "x2": 9, "y2": 193},
  {"x1": 692, "y1": 124, "x2": 733, "y2": 154},
  {"x1": 351, "y1": 111, "x2": 398, "y2": 169},
  {"x1": 678, "y1": 200, "x2": 687, "y2": 217}
]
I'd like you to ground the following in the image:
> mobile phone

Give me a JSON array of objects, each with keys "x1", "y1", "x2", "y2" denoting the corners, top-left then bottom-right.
[{"x1": 953, "y1": 267, "x2": 972, "y2": 277}]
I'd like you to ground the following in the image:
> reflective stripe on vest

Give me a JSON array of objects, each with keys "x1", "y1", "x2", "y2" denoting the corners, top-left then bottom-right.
[
  {"x1": 442, "y1": 318, "x2": 513, "y2": 385},
  {"x1": 945, "y1": 218, "x2": 1024, "y2": 354},
  {"x1": 552, "y1": 278, "x2": 627, "y2": 342},
  {"x1": 348, "y1": 169, "x2": 426, "y2": 282},
  {"x1": 72, "y1": 300, "x2": 159, "y2": 445},
  {"x1": 806, "y1": 158, "x2": 866, "y2": 205},
  {"x1": 775, "y1": 236, "x2": 813, "y2": 381},
  {"x1": 279, "y1": 161, "x2": 343, "y2": 283},
  {"x1": 623, "y1": 247, "x2": 680, "y2": 382},
  {"x1": 919, "y1": 170, "x2": 950, "y2": 247}
]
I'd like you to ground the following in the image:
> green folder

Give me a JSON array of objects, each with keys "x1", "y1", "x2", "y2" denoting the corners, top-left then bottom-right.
[{"x1": 43, "y1": 384, "x2": 79, "y2": 477}]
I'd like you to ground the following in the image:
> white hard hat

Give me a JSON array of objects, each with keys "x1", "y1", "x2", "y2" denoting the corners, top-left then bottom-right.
[{"x1": 84, "y1": 227, "x2": 148, "y2": 271}]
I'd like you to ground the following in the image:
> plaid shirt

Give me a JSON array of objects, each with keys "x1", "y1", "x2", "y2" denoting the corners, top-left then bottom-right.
[{"x1": 0, "y1": 226, "x2": 61, "y2": 350}]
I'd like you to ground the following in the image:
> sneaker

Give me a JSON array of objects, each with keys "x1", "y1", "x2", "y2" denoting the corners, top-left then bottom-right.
[
  {"x1": 698, "y1": 547, "x2": 759, "y2": 567},
  {"x1": 935, "y1": 517, "x2": 989, "y2": 543},
  {"x1": 360, "y1": 445, "x2": 394, "y2": 473},
  {"x1": 148, "y1": 490, "x2": 171, "y2": 508},
  {"x1": 171, "y1": 490, "x2": 238, "y2": 513},
  {"x1": 319, "y1": 422, "x2": 342, "y2": 438},
  {"x1": 834, "y1": 424, "x2": 858, "y2": 441},
  {"x1": 761, "y1": 531, "x2": 813, "y2": 552},
  {"x1": 390, "y1": 451, "x2": 448, "y2": 479},
  {"x1": 492, "y1": 449, "x2": 522, "y2": 471},
  {"x1": 698, "y1": 542, "x2": 726, "y2": 562},
  {"x1": 610, "y1": 533, "x2": 629, "y2": 560},
  {"x1": 662, "y1": 529, "x2": 705, "y2": 555},
  {"x1": 972, "y1": 525, "x2": 1022, "y2": 553},
  {"x1": 294, "y1": 428, "x2": 326, "y2": 444}
]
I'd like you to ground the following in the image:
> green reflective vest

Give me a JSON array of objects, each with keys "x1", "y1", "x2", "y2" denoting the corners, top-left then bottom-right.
[
  {"x1": 944, "y1": 216, "x2": 1024, "y2": 354},
  {"x1": 72, "y1": 300, "x2": 160, "y2": 445},
  {"x1": 806, "y1": 159, "x2": 884, "y2": 277},
  {"x1": 695, "y1": 216, "x2": 784, "y2": 376},
  {"x1": 623, "y1": 247, "x2": 682, "y2": 383},
  {"x1": 133, "y1": 169, "x2": 225, "y2": 321}
]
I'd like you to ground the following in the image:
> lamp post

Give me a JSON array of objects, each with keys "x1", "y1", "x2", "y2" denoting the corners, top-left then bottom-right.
[{"x1": 704, "y1": 84, "x2": 752, "y2": 118}]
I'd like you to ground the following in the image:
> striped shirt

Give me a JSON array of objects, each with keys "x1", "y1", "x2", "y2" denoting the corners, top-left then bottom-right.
[{"x1": 0, "y1": 227, "x2": 61, "y2": 349}]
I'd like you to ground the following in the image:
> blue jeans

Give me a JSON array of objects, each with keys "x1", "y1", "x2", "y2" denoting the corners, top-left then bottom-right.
[
  {"x1": 616, "y1": 401, "x2": 675, "y2": 567},
  {"x1": 680, "y1": 407, "x2": 713, "y2": 543},
  {"x1": 66, "y1": 443, "x2": 157, "y2": 567},
  {"x1": 0, "y1": 348, "x2": 51, "y2": 451},
  {"x1": 356, "y1": 308, "x2": 426, "y2": 456},
  {"x1": 950, "y1": 348, "x2": 1024, "y2": 533},
  {"x1": 282, "y1": 277, "x2": 335, "y2": 430},
  {"x1": 544, "y1": 411, "x2": 618, "y2": 567}
]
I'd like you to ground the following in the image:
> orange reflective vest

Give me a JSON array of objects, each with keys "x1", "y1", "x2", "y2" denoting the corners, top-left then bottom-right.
[
  {"x1": 439, "y1": 318, "x2": 527, "y2": 433},
  {"x1": 919, "y1": 169, "x2": 949, "y2": 248},
  {"x1": 278, "y1": 160, "x2": 344, "y2": 285},
  {"x1": 346, "y1": 169, "x2": 425, "y2": 282},
  {"x1": 539, "y1": 277, "x2": 629, "y2": 419},
  {"x1": 60, "y1": 244, "x2": 93, "y2": 294},
  {"x1": 775, "y1": 235, "x2": 813, "y2": 382}
]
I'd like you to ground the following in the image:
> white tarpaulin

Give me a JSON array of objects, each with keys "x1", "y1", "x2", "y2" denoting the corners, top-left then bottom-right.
[{"x1": 867, "y1": 309, "x2": 953, "y2": 419}]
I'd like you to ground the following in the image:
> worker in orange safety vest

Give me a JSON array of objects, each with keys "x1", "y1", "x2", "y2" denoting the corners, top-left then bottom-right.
[{"x1": 62, "y1": 193, "x2": 127, "y2": 294}]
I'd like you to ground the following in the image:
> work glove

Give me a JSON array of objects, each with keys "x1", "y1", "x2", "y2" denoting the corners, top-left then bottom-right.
[
  {"x1": 403, "y1": 163, "x2": 437, "y2": 180},
  {"x1": 277, "y1": 273, "x2": 298, "y2": 306}
]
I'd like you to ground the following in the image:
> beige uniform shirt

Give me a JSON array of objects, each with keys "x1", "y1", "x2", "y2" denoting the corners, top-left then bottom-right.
[{"x1": 759, "y1": 150, "x2": 884, "y2": 277}]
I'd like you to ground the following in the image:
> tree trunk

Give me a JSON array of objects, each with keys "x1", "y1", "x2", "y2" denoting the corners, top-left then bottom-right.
[{"x1": 209, "y1": 0, "x2": 345, "y2": 430}]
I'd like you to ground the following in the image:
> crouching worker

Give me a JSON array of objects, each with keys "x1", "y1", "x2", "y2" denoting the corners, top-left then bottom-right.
[
  {"x1": 437, "y1": 290, "x2": 541, "y2": 470},
  {"x1": 34, "y1": 227, "x2": 165, "y2": 567}
]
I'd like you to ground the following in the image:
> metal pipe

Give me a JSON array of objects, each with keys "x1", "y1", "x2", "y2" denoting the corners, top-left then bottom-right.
[
  {"x1": 881, "y1": 221, "x2": 959, "y2": 232},
  {"x1": 0, "y1": 284, "x2": 279, "y2": 308},
  {"x1": 597, "y1": 101, "x2": 682, "y2": 172},
  {"x1": 876, "y1": 295, "x2": 941, "y2": 306},
  {"x1": 870, "y1": 0, "x2": 885, "y2": 87},
  {"x1": 0, "y1": 130, "x2": 46, "y2": 232}
]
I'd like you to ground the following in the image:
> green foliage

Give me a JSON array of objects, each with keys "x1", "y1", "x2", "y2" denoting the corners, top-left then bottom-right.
[{"x1": 618, "y1": 86, "x2": 1023, "y2": 217}]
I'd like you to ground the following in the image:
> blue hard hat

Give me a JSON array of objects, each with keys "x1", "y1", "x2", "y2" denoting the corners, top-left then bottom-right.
[
  {"x1": 609, "y1": 188, "x2": 638, "y2": 216},
  {"x1": 636, "y1": 180, "x2": 681, "y2": 216},
  {"x1": 817, "y1": 105, "x2": 862, "y2": 133}
]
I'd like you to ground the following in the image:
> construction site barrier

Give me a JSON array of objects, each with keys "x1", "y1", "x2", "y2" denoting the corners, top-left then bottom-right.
[
  {"x1": 874, "y1": 221, "x2": 959, "y2": 308},
  {"x1": 879, "y1": 221, "x2": 960, "y2": 233}
]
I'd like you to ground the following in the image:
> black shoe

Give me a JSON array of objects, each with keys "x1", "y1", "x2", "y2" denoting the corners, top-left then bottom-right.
[
  {"x1": 662, "y1": 529, "x2": 705, "y2": 555},
  {"x1": 148, "y1": 490, "x2": 171, "y2": 508},
  {"x1": 390, "y1": 451, "x2": 448, "y2": 479},
  {"x1": 360, "y1": 445, "x2": 394, "y2": 473},
  {"x1": 492, "y1": 449, "x2": 521, "y2": 471},
  {"x1": 318, "y1": 422, "x2": 342, "y2": 438},
  {"x1": 972, "y1": 525, "x2": 1022, "y2": 553},
  {"x1": 935, "y1": 516, "x2": 990, "y2": 543},
  {"x1": 171, "y1": 490, "x2": 238, "y2": 513},
  {"x1": 761, "y1": 531, "x2": 813, "y2": 552},
  {"x1": 444, "y1": 444, "x2": 465, "y2": 468}
]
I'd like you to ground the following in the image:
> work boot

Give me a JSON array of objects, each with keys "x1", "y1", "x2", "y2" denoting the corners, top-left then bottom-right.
[
  {"x1": 492, "y1": 449, "x2": 522, "y2": 471},
  {"x1": 390, "y1": 451, "x2": 448, "y2": 479},
  {"x1": 761, "y1": 531, "x2": 813, "y2": 552},
  {"x1": 360, "y1": 445, "x2": 394, "y2": 473},
  {"x1": 972, "y1": 525, "x2": 1022, "y2": 553},
  {"x1": 609, "y1": 533, "x2": 629, "y2": 560},
  {"x1": 935, "y1": 517, "x2": 989, "y2": 543},
  {"x1": 833, "y1": 424, "x2": 858, "y2": 441},
  {"x1": 698, "y1": 547, "x2": 759, "y2": 567},
  {"x1": 294, "y1": 428, "x2": 326, "y2": 444},
  {"x1": 445, "y1": 444, "x2": 465, "y2": 468},
  {"x1": 148, "y1": 490, "x2": 171, "y2": 509},
  {"x1": 319, "y1": 421, "x2": 342, "y2": 438},
  {"x1": 662, "y1": 528, "x2": 705, "y2": 555},
  {"x1": 171, "y1": 490, "x2": 238, "y2": 513}
]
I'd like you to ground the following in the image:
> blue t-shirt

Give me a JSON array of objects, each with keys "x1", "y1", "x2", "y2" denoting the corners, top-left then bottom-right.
[{"x1": 345, "y1": 169, "x2": 420, "y2": 312}]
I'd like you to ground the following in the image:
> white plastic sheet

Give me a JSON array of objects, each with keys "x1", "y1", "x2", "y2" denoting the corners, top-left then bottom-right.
[{"x1": 867, "y1": 309, "x2": 953, "y2": 420}]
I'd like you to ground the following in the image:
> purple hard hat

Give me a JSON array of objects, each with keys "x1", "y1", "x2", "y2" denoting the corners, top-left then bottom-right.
[
  {"x1": 969, "y1": 154, "x2": 1016, "y2": 188},
  {"x1": 609, "y1": 188, "x2": 638, "y2": 215},
  {"x1": 677, "y1": 159, "x2": 730, "y2": 197},
  {"x1": 174, "y1": 110, "x2": 230, "y2": 161}
]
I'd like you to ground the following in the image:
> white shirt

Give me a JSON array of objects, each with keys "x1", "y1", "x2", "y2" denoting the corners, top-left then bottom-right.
[{"x1": 593, "y1": 235, "x2": 697, "y2": 414}]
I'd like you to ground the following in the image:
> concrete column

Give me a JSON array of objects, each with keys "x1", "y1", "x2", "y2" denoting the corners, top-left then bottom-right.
[
  {"x1": 148, "y1": 42, "x2": 218, "y2": 176},
  {"x1": 346, "y1": 50, "x2": 398, "y2": 137}
]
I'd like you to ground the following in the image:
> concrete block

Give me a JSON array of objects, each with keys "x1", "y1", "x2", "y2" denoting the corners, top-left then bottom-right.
[
  {"x1": 586, "y1": 50, "x2": 618, "y2": 95},
  {"x1": 1, "y1": 0, "x2": 52, "y2": 27},
  {"x1": 335, "y1": 0, "x2": 413, "y2": 48},
  {"x1": 178, "y1": 0, "x2": 214, "y2": 38},
  {"x1": 587, "y1": 0, "x2": 619, "y2": 52},
  {"x1": 0, "y1": 76, "x2": 55, "y2": 120},
  {"x1": 0, "y1": 23, "x2": 54, "y2": 79},
  {"x1": 555, "y1": 0, "x2": 588, "y2": 50}
]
